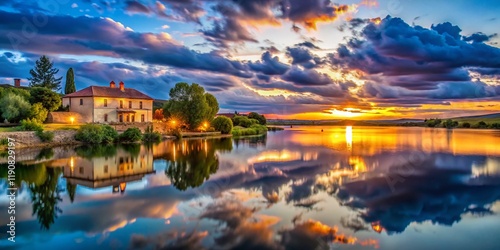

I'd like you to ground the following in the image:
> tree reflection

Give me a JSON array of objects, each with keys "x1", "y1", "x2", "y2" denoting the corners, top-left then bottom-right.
[
  {"x1": 165, "y1": 138, "x2": 232, "y2": 191},
  {"x1": 29, "y1": 166, "x2": 64, "y2": 230},
  {"x1": 66, "y1": 181, "x2": 76, "y2": 203},
  {"x1": 75, "y1": 144, "x2": 117, "y2": 159}
]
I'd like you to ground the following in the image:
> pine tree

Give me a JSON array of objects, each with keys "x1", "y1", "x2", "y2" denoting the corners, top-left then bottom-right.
[
  {"x1": 64, "y1": 68, "x2": 76, "y2": 94},
  {"x1": 28, "y1": 55, "x2": 62, "y2": 91}
]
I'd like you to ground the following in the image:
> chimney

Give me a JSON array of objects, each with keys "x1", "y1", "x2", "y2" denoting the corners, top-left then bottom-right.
[
  {"x1": 119, "y1": 81, "x2": 125, "y2": 91},
  {"x1": 110, "y1": 81, "x2": 116, "y2": 88},
  {"x1": 14, "y1": 78, "x2": 21, "y2": 87}
]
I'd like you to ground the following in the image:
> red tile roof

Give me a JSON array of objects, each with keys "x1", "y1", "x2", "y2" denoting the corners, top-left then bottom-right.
[{"x1": 63, "y1": 86, "x2": 153, "y2": 100}]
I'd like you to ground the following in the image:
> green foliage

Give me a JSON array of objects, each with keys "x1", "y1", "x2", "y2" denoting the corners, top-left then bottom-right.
[
  {"x1": 232, "y1": 124, "x2": 268, "y2": 136},
  {"x1": 35, "y1": 130, "x2": 54, "y2": 142},
  {"x1": 143, "y1": 125, "x2": 162, "y2": 142},
  {"x1": 461, "y1": 122, "x2": 471, "y2": 128},
  {"x1": 29, "y1": 102, "x2": 49, "y2": 123},
  {"x1": 490, "y1": 123, "x2": 500, "y2": 129},
  {"x1": 248, "y1": 112, "x2": 267, "y2": 125},
  {"x1": 477, "y1": 121, "x2": 488, "y2": 128},
  {"x1": 75, "y1": 124, "x2": 105, "y2": 144},
  {"x1": 20, "y1": 118, "x2": 44, "y2": 132},
  {"x1": 444, "y1": 119, "x2": 459, "y2": 129},
  {"x1": 64, "y1": 68, "x2": 76, "y2": 94},
  {"x1": 28, "y1": 55, "x2": 63, "y2": 91},
  {"x1": 0, "y1": 93, "x2": 31, "y2": 122},
  {"x1": 204, "y1": 93, "x2": 219, "y2": 121},
  {"x1": 101, "y1": 125, "x2": 118, "y2": 143},
  {"x1": 212, "y1": 116, "x2": 233, "y2": 134},
  {"x1": 28, "y1": 167, "x2": 63, "y2": 230},
  {"x1": 163, "y1": 82, "x2": 220, "y2": 129},
  {"x1": 0, "y1": 138, "x2": 8, "y2": 146},
  {"x1": 425, "y1": 118, "x2": 442, "y2": 128},
  {"x1": 232, "y1": 115, "x2": 253, "y2": 128},
  {"x1": 29, "y1": 87, "x2": 62, "y2": 112},
  {"x1": 119, "y1": 127, "x2": 142, "y2": 143}
]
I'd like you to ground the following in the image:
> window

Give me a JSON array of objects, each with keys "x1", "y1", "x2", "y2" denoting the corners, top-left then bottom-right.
[
  {"x1": 120, "y1": 100, "x2": 123, "y2": 108},
  {"x1": 104, "y1": 99, "x2": 107, "y2": 107},
  {"x1": 141, "y1": 114, "x2": 145, "y2": 122},
  {"x1": 119, "y1": 114, "x2": 123, "y2": 122},
  {"x1": 79, "y1": 167, "x2": 84, "y2": 174},
  {"x1": 140, "y1": 101, "x2": 143, "y2": 109},
  {"x1": 129, "y1": 101, "x2": 132, "y2": 108},
  {"x1": 131, "y1": 115, "x2": 135, "y2": 122},
  {"x1": 126, "y1": 114, "x2": 130, "y2": 122},
  {"x1": 80, "y1": 99, "x2": 83, "y2": 105},
  {"x1": 104, "y1": 114, "x2": 108, "y2": 122},
  {"x1": 104, "y1": 165, "x2": 108, "y2": 173}
]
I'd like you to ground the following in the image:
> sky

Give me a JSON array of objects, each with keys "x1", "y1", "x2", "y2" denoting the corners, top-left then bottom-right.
[{"x1": 0, "y1": 0, "x2": 499, "y2": 120}]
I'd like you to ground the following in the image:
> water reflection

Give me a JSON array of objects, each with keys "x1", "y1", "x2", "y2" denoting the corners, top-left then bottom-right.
[{"x1": 1, "y1": 127, "x2": 500, "y2": 249}]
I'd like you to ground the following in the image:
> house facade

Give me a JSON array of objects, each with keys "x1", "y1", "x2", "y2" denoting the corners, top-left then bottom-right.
[{"x1": 62, "y1": 81, "x2": 153, "y2": 123}]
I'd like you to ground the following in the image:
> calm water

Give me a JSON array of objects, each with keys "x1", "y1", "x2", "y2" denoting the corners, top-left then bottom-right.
[{"x1": 1, "y1": 126, "x2": 500, "y2": 250}]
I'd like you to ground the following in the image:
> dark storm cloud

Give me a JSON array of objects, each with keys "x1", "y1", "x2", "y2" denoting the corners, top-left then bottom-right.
[
  {"x1": 281, "y1": 66, "x2": 334, "y2": 86},
  {"x1": 248, "y1": 51, "x2": 289, "y2": 75},
  {"x1": 463, "y1": 32, "x2": 498, "y2": 43},
  {"x1": 124, "y1": 0, "x2": 151, "y2": 14},
  {"x1": 285, "y1": 47, "x2": 324, "y2": 69},
  {"x1": 329, "y1": 16, "x2": 500, "y2": 104},
  {"x1": 294, "y1": 41, "x2": 321, "y2": 49},
  {"x1": 0, "y1": 10, "x2": 254, "y2": 79}
]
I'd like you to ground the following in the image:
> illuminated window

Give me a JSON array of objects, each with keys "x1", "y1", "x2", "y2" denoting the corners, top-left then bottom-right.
[{"x1": 104, "y1": 99, "x2": 107, "y2": 107}]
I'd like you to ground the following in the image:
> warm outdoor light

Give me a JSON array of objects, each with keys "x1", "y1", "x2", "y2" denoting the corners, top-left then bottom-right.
[
  {"x1": 203, "y1": 122, "x2": 208, "y2": 127},
  {"x1": 70, "y1": 117, "x2": 75, "y2": 124}
]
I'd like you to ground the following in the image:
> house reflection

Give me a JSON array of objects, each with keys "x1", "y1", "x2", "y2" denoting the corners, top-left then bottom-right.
[{"x1": 62, "y1": 145, "x2": 155, "y2": 193}]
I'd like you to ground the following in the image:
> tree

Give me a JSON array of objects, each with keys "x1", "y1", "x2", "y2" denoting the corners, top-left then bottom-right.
[
  {"x1": 64, "y1": 68, "x2": 76, "y2": 94},
  {"x1": 0, "y1": 93, "x2": 31, "y2": 122},
  {"x1": 29, "y1": 55, "x2": 62, "y2": 91},
  {"x1": 444, "y1": 119, "x2": 458, "y2": 129},
  {"x1": 29, "y1": 87, "x2": 62, "y2": 112},
  {"x1": 478, "y1": 121, "x2": 488, "y2": 128},
  {"x1": 29, "y1": 103, "x2": 49, "y2": 123},
  {"x1": 248, "y1": 112, "x2": 267, "y2": 125},
  {"x1": 29, "y1": 167, "x2": 64, "y2": 230},
  {"x1": 153, "y1": 109, "x2": 165, "y2": 120},
  {"x1": 163, "y1": 82, "x2": 219, "y2": 129},
  {"x1": 212, "y1": 116, "x2": 233, "y2": 134},
  {"x1": 205, "y1": 93, "x2": 219, "y2": 120}
]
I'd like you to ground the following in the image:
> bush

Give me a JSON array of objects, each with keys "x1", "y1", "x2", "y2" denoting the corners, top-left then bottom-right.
[
  {"x1": 172, "y1": 128, "x2": 183, "y2": 139},
  {"x1": 119, "y1": 127, "x2": 142, "y2": 143},
  {"x1": 101, "y1": 125, "x2": 118, "y2": 143},
  {"x1": 477, "y1": 121, "x2": 488, "y2": 128},
  {"x1": 461, "y1": 122, "x2": 471, "y2": 128},
  {"x1": 0, "y1": 93, "x2": 31, "y2": 123},
  {"x1": 35, "y1": 130, "x2": 54, "y2": 142},
  {"x1": 212, "y1": 116, "x2": 233, "y2": 134},
  {"x1": 232, "y1": 124, "x2": 267, "y2": 137},
  {"x1": 75, "y1": 124, "x2": 105, "y2": 144},
  {"x1": 248, "y1": 112, "x2": 267, "y2": 125},
  {"x1": 232, "y1": 116, "x2": 253, "y2": 128},
  {"x1": 143, "y1": 125, "x2": 161, "y2": 142},
  {"x1": 0, "y1": 138, "x2": 8, "y2": 146},
  {"x1": 19, "y1": 119, "x2": 43, "y2": 132},
  {"x1": 29, "y1": 102, "x2": 49, "y2": 123}
]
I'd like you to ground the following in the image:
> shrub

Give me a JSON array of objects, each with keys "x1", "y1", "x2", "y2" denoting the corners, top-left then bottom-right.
[
  {"x1": 75, "y1": 124, "x2": 104, "y2": 144},
  {"x1": 0, "y1": 93, "x2": 31, "y2": 123},
  {"x1": 477, "y1": 121, "x2": 488, "y2": 128},
  {"x1": 119, "y1": 127, "x2": 142, "y2": 143},
  {"x1": 461, "y1": 122, "x2": 471, "y2": 128},
  {"x1": 143, "y1": 125, "x2": 161, "y2": 142},
  {"x1": 172, "y1": 128, "x2": 183, "y2": 139},
  {"x1": 101, "y1": 125, "x2": 118, "y2": 143},
  {"x1": 212, "y1": 116, "x2": 233, "y2": 134},
  {"x1": 248, "y1": 112, "x2": 267, "y2": 125},
  {"x1": 231, "y1": 124, "x2": 267, "y2": 136},
  {"x1": 19, "y1": 118, "x2": 43, "y2": 132},
  {"x1": 232, "y1": 116, "x2": 253, "y2": 128},
  {"x1": 490, "y1": 123, "x2": 500, "y2": 129},
  {"x1": 0, "y1": 138, "x2": 8, "y2": 146},
  {"x1": 36, "y1": 130, "x2": 54, "y2": 142},
  {"x1": 29, "y1": 103, "x2": 48, "y2": 123}
]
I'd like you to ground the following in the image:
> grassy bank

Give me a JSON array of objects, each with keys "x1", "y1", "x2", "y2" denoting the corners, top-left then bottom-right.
[{"x1": 232, "y1": 124, "x2": 268, "y2": 136}]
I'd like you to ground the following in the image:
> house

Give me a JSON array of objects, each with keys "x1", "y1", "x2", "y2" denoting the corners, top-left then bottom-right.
[{"x1": 62, "y1": 81, "x2": 153, "y2": 123}]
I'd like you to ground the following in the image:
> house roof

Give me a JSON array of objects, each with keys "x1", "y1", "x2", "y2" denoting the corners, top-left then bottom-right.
[{"x1": 63, "y1": 86, "x2": 153, "y2": 100}]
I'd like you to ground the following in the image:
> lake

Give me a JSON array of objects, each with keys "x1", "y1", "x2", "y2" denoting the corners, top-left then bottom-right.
[{"x1": 1, "y1": 126, "x2": 500, "y2": 250}]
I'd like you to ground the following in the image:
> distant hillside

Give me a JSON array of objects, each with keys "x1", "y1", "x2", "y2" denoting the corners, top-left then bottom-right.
[{"x1": 449, "y1": 113, "x2": 500, "y2": 124}]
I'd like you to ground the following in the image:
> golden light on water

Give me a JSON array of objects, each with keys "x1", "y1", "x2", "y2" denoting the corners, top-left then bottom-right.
[{"x1": 345, "y1": 126, "x2": 353, "y2": 151}]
